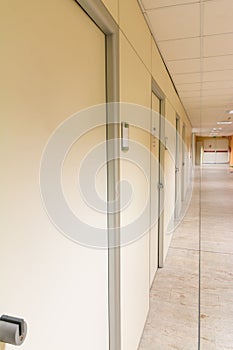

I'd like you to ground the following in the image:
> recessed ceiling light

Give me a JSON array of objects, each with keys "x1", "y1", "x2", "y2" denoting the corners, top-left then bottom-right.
[{"x1": 217, "y1": 121, "x2": 232, "y2": 125}]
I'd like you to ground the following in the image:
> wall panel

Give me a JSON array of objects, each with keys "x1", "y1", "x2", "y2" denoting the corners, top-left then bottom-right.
[
  {"x1": 119, "y1": 0, "x2": 151, "y2": 71},
  {"x1": 164, "y1": 100, "x2": 176, "y2": 257},
  {"x1": 119, "y1": 32, "x2": 151, "y2": 350}
]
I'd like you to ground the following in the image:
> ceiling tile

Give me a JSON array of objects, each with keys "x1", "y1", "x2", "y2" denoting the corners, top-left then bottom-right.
[
  {"x1": 204, "y1": 96, "x2": 233, "y2": 103},
  {"x1": 147, "y1": 3, "x2": 200, "y2": 41},
  {"x1": 140, "y1": 0, "x2": 233, "y2": 134},
  {"x1": 182, "y1": 95, "x2": 230, "y2": 101},
  {"x1": 203, "y1": 70, "x2": 233, "y2": 82},
  {"x1": 204, "y1": 33, "x2": 233, "y2": 57},
  {"x1": 185, "y1": 101, "x2": 231, "y2": 110},
  {"x1": 204, "y1": 0, "x2": 233, "y2": 36},
  {"x1": 200, "y1": 108, "x2": 229, "y2": 117},
  {"x1": 182, "y1": 96, "x2": 233, "y2": 106},
  {"x1": 181, "y1": 96, "x2": 201, "y2": 102},
  {"x1": 179, "y1": 90, "x2": 202, "y2": 97},
  {"x1": 202, "y1": 81, "x2": 233, "y2": 89},
  {"x1": 176, "y1": 82, "x2": 201, "y2": 91},
  {"x1": 187, "y1": 107, "x2": 223, "y2": 115},
  {"x1": 184, "y1": 102, "x2": 202, "y2": 109},
  {"x1": 203, "y1": 55, "x2": 233, "y2": 71},
  {"x1": 186, "y1": 113, "x2": 201, "y2": 126},
  {"x1": 201, "y1": 88, "x2": 233, "y2": 96},
  {"x1": 167, "y1": 58, "x2": 201, "y2": 74},
  {"x1": 173, "y1": 72, "x2": 201, "y2": 84},
  {"x1": 159, "y1": 37, "x2": 200, "y2": 60},
  {"x1": 141, "y1": 0, "x2": 200, "y2": 10}
]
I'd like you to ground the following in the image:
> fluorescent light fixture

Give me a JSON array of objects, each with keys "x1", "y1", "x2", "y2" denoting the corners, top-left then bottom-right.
[{"x1": 217, "y1": 121, "x2": 232, "y2": 125}]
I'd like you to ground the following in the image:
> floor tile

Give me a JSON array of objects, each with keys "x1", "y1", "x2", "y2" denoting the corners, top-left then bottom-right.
[{"x1": 139, "y1": 165, "x2": 233, "y2": 350}]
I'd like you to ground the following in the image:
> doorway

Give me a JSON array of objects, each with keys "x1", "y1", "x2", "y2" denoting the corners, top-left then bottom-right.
[
  {"x1": 175, "y1": 115, "x2": 181, "y2": 218},
  {"x1": 181, "y1": 123, "x2": 186, "y2": 201},
  {"x1": 150, "y1": 83, "x2": 165, "y2": 285}
]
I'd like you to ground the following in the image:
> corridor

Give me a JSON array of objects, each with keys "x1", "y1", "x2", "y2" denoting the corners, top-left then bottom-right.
[
  {"x1": 1, "y1": 1, "x2": 233, "y2": 349},
  {"x1": 139, "y1": 165, "x2": 233, "y2": 350}
]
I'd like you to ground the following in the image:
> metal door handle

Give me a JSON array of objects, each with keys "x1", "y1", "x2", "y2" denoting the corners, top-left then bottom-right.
[{"x1": 0, "y1": 314, "x2": 27, "y2": 346}]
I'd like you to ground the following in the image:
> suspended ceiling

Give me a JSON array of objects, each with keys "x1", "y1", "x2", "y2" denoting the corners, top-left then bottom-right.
[{"x1": 139, "y1": 0, "x2": 233, "y2": 136}]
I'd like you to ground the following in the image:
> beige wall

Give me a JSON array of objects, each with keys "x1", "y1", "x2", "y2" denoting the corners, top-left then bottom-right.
[
  {"x1": 119, "y1": 30, "x2": 151, "y2": 350},
  {"x1": 164, "y1": 100, "x2": 176, "y2": 257}
]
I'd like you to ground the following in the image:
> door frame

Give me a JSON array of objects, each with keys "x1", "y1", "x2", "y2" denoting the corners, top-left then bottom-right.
[
  {"x1": 181, "y1": 123, "x2": 186, "y2": 201},
  {"x1": 152, "y1": 79, "x2": 165, "y2": 268},
  {"x1": 192, "y1": 133, "x2": 196, "y2": 167},
  {"x1": 175, "y1": 114, "x2": 180, "y2": 219},
  {"x1": 75, "y1": 1, "x2": 120, "y2": 349}
]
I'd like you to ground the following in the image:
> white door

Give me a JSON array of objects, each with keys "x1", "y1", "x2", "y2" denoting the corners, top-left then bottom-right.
[
  {"x1": 175, "y1": 116, "x2": 181, "y2": 218},
  {"x1": 150, "y1": 92, "x2": 160, "y2": 285},
  {"x1": 181, "y1": 124, "x2": 186, "y2": 201},
  {"x1": 203, "y1": 138, "x2": 229, "y2": 164},
  {"x1": 0, "y1": 1, "x2": 109, "y2": 349}
]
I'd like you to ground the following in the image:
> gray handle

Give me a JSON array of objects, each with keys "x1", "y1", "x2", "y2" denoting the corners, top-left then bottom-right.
[{"x1": 0, "y1": 315, "x2": 27, "y2": 346}]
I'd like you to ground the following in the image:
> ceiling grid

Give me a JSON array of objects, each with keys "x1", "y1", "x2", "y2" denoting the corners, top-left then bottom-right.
[{"x1": 139, "y1": 0, "x2": 233, "y2": 135}]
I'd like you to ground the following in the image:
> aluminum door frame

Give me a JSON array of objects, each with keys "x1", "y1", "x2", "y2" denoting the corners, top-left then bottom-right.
[
  {"x1": 75, "y1": 1, "x2": 120, "y2": 349},
  {"x1": 181, "y1": 123, "x2": 186, "y2": 201},
  {"x1": 152, "y1": 79, "x2": 165, "y2": 268},
  {"x1": 175, "y1": 115, "x2": 180, "y2": 219}
]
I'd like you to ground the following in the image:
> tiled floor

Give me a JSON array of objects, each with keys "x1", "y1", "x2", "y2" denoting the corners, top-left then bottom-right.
[
  {"x1": 139, "y1": 165, "x2": 233, "y2": 350},
  {"x1": 201, "y1": 166, "x2": 233, "y2": 350}
]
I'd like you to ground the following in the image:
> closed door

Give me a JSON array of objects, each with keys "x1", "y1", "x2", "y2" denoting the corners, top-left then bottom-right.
[
  {"x1": 203, "y1": 138, "x2": 229, "y2": 164},
  {"x1": 181, "y1": 124, "x2": 186, "y2": 201},
  {"x1": 0, "y1": 1, "x2": 109, "y2": 349},
  {"x1": 150, "y1": 92, "x2": 161, "y2": 285},
  {"x1": 175, "y1": 116, "x2": 180, "y2": 218}
]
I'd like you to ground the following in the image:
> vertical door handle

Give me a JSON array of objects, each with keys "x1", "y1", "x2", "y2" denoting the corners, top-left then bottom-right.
[{"x1": 0, "y1": 314, "x2": 27, "y2": 346}]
